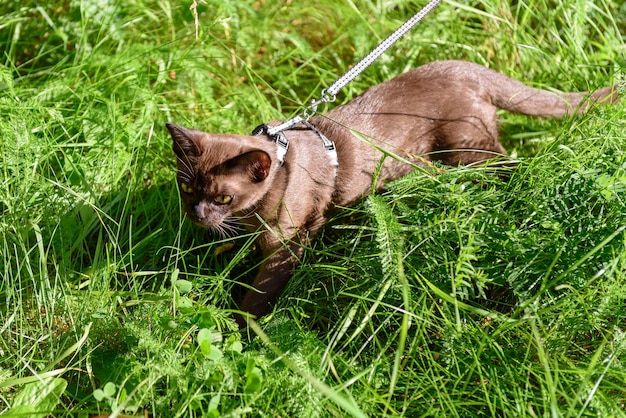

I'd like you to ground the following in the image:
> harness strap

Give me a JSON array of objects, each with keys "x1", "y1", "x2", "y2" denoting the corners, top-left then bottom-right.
[
  {"x1": 252, "y1": 122, "x2": 337, "y2": 169},
  {"x1": 252, "y1": 123, "x2": 289, "y2": 165},
  {"x1": 301, "y1": 120, "x2": 338, "y2": 168}
]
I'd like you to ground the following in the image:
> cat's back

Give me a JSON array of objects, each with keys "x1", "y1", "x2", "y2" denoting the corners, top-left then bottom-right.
[
  {"x1": 329, "y1": 60, "x2": 495, "y2": 117},
  {"x1": 399, "y1": 60, "x2": 495, "y2": 81},
  {"x1": 370, "y1": 60, "x2": 497, "y2": 100}
]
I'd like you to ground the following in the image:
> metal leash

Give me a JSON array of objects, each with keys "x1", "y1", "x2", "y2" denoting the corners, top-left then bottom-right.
[{"x1": 265, "y1": 0, "x2": 443, "y2": 137}]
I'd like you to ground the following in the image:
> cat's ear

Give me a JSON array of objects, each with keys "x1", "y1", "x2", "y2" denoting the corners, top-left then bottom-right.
[
  {"x1": 166, "y1": 123, "x2": 201, "y2": 157},
  {"x1": 230, "y1": 150, "x2": 272, "y2": 183}
]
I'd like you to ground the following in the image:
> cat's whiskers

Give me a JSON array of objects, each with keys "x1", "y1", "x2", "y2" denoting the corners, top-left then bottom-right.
[
  {"x1": 239, "y1": 203, "x2": 261, "y2": 218},
  {"x1": 208, "y1": 217, "x2": 244, "y2": 239},
  {"x1": 233, "y1": 207, "x2": 261, "y2": 230},
  {"x1": 176, "y1": 156, "x2": 195, "y2": 181},
  {"x1": 178, "y1": 174, "x2": 193, "y2": 184},
  {"x1": 236, "y1": 209, "x2": 258, "y2": 220},
  {"x1": 177, "y1": 169, "x2": 194, "y2": 184},
  {"x1": 235, "y1": 219, "x2": 255, "y2": 231}
]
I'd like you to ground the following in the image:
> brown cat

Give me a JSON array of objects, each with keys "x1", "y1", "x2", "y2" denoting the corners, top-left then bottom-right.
[{"x1": 166, "y1": 60, "x2": 619, "y2": 328}]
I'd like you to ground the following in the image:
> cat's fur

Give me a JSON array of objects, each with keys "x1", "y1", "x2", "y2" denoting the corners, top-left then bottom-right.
[{"x1": 166, "y1": 60, "x2": 619, "y2": 328}]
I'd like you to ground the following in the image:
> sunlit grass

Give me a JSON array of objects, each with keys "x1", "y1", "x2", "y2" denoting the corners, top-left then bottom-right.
[{"x1": 0, "y1": 0, "x2": 625, "y2": 416}]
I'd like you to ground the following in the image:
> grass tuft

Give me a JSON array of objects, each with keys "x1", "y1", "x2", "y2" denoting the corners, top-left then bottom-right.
[{"x1": 1, "y1": 0, "x2": 625, "y2": 416}]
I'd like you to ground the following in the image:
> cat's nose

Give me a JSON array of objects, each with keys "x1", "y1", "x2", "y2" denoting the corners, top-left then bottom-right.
[{"x1": 194, "y1": 202, "x2": 209, "y2": 220}]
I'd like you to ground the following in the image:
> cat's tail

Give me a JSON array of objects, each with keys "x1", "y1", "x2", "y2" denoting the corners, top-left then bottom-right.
[{"x1": 487, "y1": 71, "x2": 619, "y2": 118}]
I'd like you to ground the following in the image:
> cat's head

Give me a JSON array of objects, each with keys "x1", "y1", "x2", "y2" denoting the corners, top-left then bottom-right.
[{"x1": 165, "y1": 123, "x2": 275, "y2": 235}]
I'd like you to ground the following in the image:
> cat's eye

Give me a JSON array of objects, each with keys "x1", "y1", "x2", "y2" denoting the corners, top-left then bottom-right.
[
  {"x1": 215, "y1": 195, "x2": 233, "y2": 205},
  {"x1": 180, "y1": 183, "x2": 193, "y2": 194}
]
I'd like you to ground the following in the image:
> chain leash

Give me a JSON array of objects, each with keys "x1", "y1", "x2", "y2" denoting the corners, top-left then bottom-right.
[{"x1": 265, "y1": 0, "x2": 443, "y2": 137}]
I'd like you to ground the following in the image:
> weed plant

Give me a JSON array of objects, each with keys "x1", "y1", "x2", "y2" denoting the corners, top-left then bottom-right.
[{"x1": 0, "y1": 0, "x2": 625, "y2": 416}]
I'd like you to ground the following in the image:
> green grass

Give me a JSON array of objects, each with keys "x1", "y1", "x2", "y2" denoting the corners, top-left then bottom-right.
[{"x1": 1, "y1": 0, "x2": 625, "y2": 416}]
